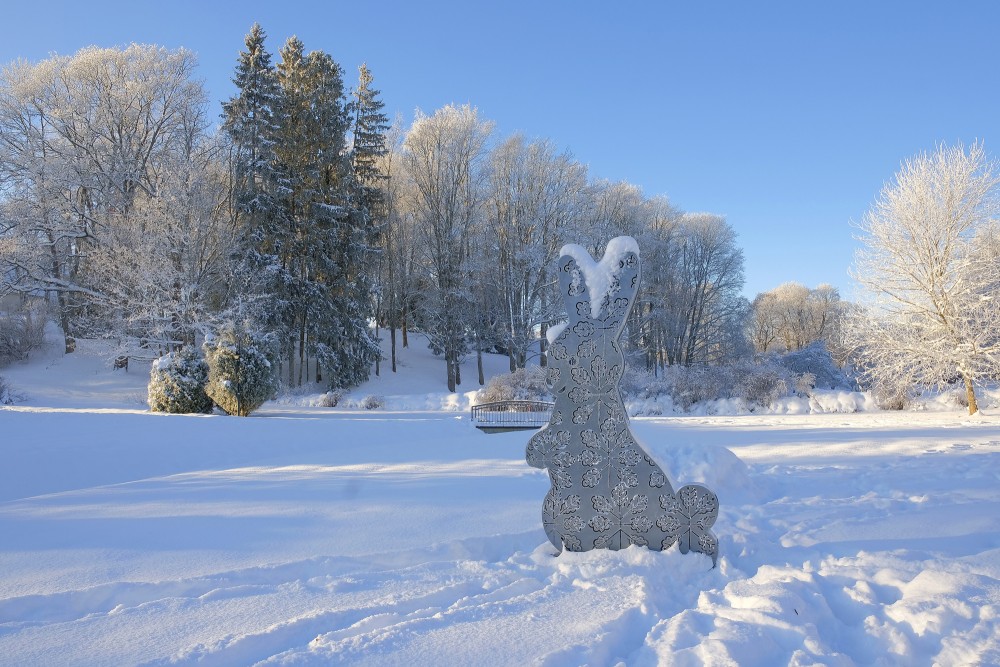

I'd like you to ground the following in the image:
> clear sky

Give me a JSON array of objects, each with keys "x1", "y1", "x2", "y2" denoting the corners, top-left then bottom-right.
[{"x1": 2, "y1": 1, "x2": 997, "y2": 298}]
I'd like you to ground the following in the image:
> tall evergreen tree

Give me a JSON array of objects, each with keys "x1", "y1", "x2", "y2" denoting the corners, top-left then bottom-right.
[
  {"x1": 350, "y1": 63, "x2": 390, "y2": 374},
  {"x1": 221, "y1": 28, "x2": 379, "y2": 390},
  {"x1": 272, "y1": 37, "x2": 379, "y2": 389},
  {"x1": 221, "y1": 24, "x2": 289, "y2": 332},
  {"x1": 351, "y1": 64, "x2": 390, "y2": 216}
]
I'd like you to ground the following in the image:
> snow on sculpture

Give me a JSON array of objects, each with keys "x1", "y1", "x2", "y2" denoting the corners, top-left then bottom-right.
[{"x1": 527, "y1": 237, "x2": 720, "y2": 564}]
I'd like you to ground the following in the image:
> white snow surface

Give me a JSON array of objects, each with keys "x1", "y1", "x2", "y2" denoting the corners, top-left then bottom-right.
[{"x1": 2, "y1": 336, "x2": 1000, "y2": 665}]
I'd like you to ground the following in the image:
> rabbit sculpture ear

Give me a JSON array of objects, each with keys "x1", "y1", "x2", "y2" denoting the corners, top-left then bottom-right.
[
  {"x1": 558, "y1": 251, "x2": 592, "y2": 322},
  {"x1": 557, "y1": 238, "x2": 640, "y2": 330}
]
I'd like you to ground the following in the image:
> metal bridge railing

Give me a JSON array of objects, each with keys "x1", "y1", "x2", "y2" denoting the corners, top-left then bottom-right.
[{"x1": 470, "y1": 400, "x2": 554, "y2": 430}]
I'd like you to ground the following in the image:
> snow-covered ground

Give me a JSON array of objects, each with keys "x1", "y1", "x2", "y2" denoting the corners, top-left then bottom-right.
[{"x1": 2, "y1": 338, "x2": 1000, "y2": 665}]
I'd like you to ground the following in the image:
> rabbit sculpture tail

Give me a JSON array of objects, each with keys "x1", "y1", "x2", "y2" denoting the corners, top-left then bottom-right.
[{"x1": 526, "y1": 237, "x2": 719, "y2": 565}]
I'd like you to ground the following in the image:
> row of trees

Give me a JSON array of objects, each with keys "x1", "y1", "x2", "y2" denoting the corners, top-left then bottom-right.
[
  {"x1": 0, "y1": 28, "x2": 385, "y2": 388},
  {"x1": 0, "y1": 27, "x2": 846, "y2": 394},
  {"x1": 380, "y1": 104, "x2": 764, "y2": 390},
  {"x1": 5, "y1": 27, "x2": 990, "y2": 414},
  {"x1": 749, "y1": 282, "x2": 841, "y2": 354}
]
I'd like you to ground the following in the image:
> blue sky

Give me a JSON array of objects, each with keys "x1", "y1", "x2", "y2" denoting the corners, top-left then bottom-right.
[{"x1": 2, "y1": 1, "x2": 997, "y2": 298}]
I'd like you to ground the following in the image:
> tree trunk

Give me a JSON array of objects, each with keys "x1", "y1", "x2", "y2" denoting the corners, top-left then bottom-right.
[
  {"x1": 446, "y1": 351, "x2": 456, "y2": 392},
  {"x1": 298, "y1": 321, "x2": 305, "y2": 386},
  {"x1": 374, "y1": 321, "x2": 381, "y2": 376},
  {"x1": 54, "y1": 291, "x2": 74, "y2": 354},
  {"x1": 478, "y1": 348, "x2": 485, "y2": 386},
  {"x1": 402, "y1": 319, "x2": 408, "y2": 348},
  {"x1": 390, "y1": 326, "x2": 398, "y2": 372},
  {"x1": 964, "y1": 374, "x2": 979, "y2": 415}
]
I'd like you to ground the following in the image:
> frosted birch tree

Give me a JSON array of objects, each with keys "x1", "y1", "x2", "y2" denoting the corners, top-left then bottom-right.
[
  {"x1": 402, "y1": 104, "x2": 492, "y2": 391},
  {"x1": 846, "y1": 143, "x2": 1000, "y2": 414},
  {"x1": 486, "y1": 135, "x2": 587, "y2": 371}
]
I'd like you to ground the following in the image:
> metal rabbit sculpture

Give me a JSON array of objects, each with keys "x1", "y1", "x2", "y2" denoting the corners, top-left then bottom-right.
[{"x1": 527, "y1": 237, "x2": 720, "y2": 564}]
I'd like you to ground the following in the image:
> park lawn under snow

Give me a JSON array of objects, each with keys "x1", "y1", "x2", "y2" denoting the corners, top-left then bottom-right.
[{"x1": 1, "y1": 340, "x2": 1000, "y2": 665}]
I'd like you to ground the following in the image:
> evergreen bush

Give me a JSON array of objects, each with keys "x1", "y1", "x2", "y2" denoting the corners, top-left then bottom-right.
[
  {"x1": 203, "y1": 327, "x2": 278, "y2": 417},
  {"x1": 147, "y1": 347, "x2": 213, "y2": 414}
]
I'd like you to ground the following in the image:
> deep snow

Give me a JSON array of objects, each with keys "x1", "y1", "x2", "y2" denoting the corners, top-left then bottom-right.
[{"x1": 1, "y1": 338, "x2": 999, "y2": 665}]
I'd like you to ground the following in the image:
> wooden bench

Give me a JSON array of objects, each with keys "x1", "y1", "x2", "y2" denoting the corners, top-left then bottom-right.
[{"x1": 471, "y1": 400, "x2": 555, "y2": 433}]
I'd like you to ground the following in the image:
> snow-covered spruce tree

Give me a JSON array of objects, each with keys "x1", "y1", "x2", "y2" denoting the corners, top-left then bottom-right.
[
  {"x1": 846, "y1": 143, "x2": 1000, "y2": 415},
  {"x1": 351, "y1": 63, "x2": 390, "y2": 217},
  {"x1": 147, "y1": 347, "x2": 213, "y2": 414},
  {"x1": 240, "y1": 37, "x2": 376, "y2": 391},
  {"x1": 350, "y1": 63, "x2": 390, "y2": 377},
  {"x1": 203, "y1": 326, "x2": 278, "y2": 417},
  {"x1": 221, "y1": 24, "x2": 291, "y2": 345}
]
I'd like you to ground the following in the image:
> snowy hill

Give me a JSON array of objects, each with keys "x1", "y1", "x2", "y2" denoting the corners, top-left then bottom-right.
[{"x1": 2, "y1": 335, "x2": 1000, "y2": 665}]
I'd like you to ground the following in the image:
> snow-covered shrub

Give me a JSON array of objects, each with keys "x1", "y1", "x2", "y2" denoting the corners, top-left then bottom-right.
[
  {"x1": 147, "y1": 347, "x2": 213, "y2": 414},
  {"x1": 777, "y1": 342, "x2": 851, "y2": 390},
  {"x1": 476, "y1": 366, "x2": 551, "y2": 404},
  {"x1": 359, "y1": 394, "x2": 384, "y2": 410},
  {"x1": 0, "y1": 375, "x2": 19, "y2": 405},
  {"x1": 623, "y1": 358, "x2": 820, "y2": 412},
  {"x1": 870, "y1": 380, "x2": 910, "y2": 410},
  {"x1": 735, "y1": 366, "x2": 790, "y2": 409},
  {"x1": 794, "y1": 372, "x2": 817, "y2": 396},
  {"x1": 203, "y1": 327, "x2": 278, "y2": 417},
  {"x1": 666, "y1": 364, "x2": 738, "y2": 410},
  {"x1": 0, "y1": 302, "x2": 47, "y2": 367},
  {"x1": 316, "y1": 390, "x2": 345, "y2": 408},
  {"x1": 620, "y1": 367, "x2": 672, "y2": 400}
]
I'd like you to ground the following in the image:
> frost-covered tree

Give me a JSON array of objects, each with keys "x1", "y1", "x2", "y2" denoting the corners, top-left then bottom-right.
[
  {"x1": 402, "y1": 104, "x2": 493, "y2": 391},
  {"x1": 87, "y1": 109, "x2": 232, "y2": 350},
  {"x1": 846, "y1": 143, "x2": 1000, "y2": 414},
  {"x1": 638, "y1": 212, "x2": 748, "y2": 367},
  {"x1": 203, "y1": 325, "x2": 278, "y2": 417},
  {"x1": 486, "y1": 135, "x2": 587, "y2": 371},
  {"x1": 575, "y1": 180, "x2": 647, "y2": 255},
  {"x1": 221, "y1": 24, "x2": 290, "y2": 340},
  {"x1": 222, "y1": 28, "x2": 378, "y2": 390},
  {"x1": 749, "y1": 282, "x2": 842, "y2": 353},
  {"x1": 376, "y1": 121, "x2": 418, "y2": 374},
  {"x1": 0, "y1": 45, "x2": 206, "y2": 352},
  {"x1": 148, "y1": 346, "x2": 213, "y2": 414}
]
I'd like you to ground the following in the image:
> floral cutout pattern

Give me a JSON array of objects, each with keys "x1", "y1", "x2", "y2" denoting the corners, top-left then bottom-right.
[{"x1": 525, "y1": 238, "x2": 720, "y2": 565}]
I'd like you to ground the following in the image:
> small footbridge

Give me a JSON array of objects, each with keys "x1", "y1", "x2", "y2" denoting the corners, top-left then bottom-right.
[{"x1": 470, "y1": 400, "x2": 554, "y2": 433}]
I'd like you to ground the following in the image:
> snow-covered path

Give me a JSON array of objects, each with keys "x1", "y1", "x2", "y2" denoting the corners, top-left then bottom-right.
[{"x1": 2, "y1": 406, "x2": 999, "y2": 665}]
